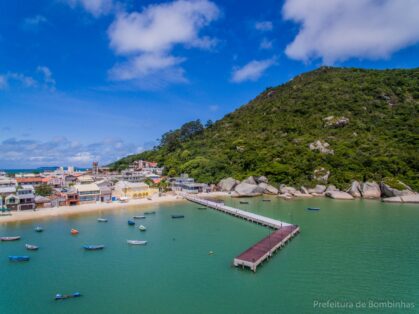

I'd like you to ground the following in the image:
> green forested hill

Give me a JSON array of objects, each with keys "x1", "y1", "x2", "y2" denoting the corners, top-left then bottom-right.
[{"x1": 111, "y1": 67, "x2": 419, "y2": 190}]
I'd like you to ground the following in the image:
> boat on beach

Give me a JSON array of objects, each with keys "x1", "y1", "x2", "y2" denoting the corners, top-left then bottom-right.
[
  {"x1": 138, "y1": 225, "x2": 146, "y2": 231},
  {"x1": 171, "y1": 215, "x2": 185, "y2": 219},
  {"x1": 307, "y1": 207, "x2": 320, "y2": 211},
  {"x1": 1, "y1": 236, "x2": 21, "y2": 241},
  {"x1": 55, "y1": 292, "x2": 81, "y2": 300},
  {"x1": 9, "y1": 256, "x2": 30, "y2": 262},
  {"x1": 128, "y1": 220, "x2": 135, "y2": 226},
  {"x1": 71, "y1": 229, "x2": 79, "y2": 235},
  {"x1": 144, "y1": 211, "x2": 156, "y2": 215},
  {"x1": 35, "y1": 226, "x2": 44, "y2": 232},
  {"x1": 83, "y1": 245, "x2": 105, "y2": 251},
  {"x1": 97, "y1": 218, "x2": 108, "y2": 222},
  {"x1": 133, "y1": 215, "x2": 146, "y2": 219},
  {"x1": 25, "y1": 244, "x2": 39, "y2": 250},
  {"x1": 127, "y1": 240, "x2": 147, "y2": 245}
]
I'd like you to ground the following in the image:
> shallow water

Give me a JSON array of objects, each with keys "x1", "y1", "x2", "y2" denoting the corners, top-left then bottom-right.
[{"x1": 0, "y1": 197, "x2": 418, "y2": 313}]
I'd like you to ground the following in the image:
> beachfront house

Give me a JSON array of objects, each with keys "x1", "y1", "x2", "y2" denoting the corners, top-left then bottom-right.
[
  {"x1": 5, "y1": 194, "x2": 19, "y2": 211},
  {"x1": 60, "y1": 188, "x2": 80, "y2": 206},
  {"x1": 114, "y1": 181, "x2": 157, "y2": 199},
  {"x1": 16, "y1": 176, "x2": 49, "y2": 187},
  {"x1": 74, "y1": 183, "x2": 101, "y2": 203},
  {"x1": 16, "y1": 185, "x2": 36, "y2": 210},
  {"x1": 120, "y1": 170, "x2": 145, "y2": 183}
]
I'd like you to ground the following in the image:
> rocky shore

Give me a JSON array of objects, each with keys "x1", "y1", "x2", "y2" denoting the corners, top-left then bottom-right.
[{"x1": 217, "y1": 177, "x2": 419, "y2": 203}]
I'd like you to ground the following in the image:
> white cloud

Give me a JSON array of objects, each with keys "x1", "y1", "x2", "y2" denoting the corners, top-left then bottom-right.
[
  {"x1": 107, "y1": 0, "x2": 219, "y2": 86},
  {"x1": 0, "y1": 67, "x2": 56, "y2": 91},
  {"x1": 231, "y1": 58, "x2": 276, "y2": 83},
  {"x1": 283, "y1": 0, "x2": 419, "y2": 64},
  {"x1": 255, "y1": 21, "x2": 273, "y2": 31},
  {"x1": 0, "y1": 137, "x2": 139, "y2": 167},
  {"x1": 22, "y1": 15, "x2": 48, "y2": 31},
  {"x1": 67, "y1": 0, "x2": 114, "y2": 16},
  {"x1": 37, "y1": 66, "x2": 56, "y2": 90},
  {"x1": 260, "y1": 38, "x2": 273, "y2": 50}
]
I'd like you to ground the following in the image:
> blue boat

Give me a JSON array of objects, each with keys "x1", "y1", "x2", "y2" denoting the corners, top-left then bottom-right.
[
  {"x1": 9, "y1": 256, "x2": 30, "y2": 262},
  {"x1": 128, "y1": 220, "x2": 135, "y2": 225},
  {"x1": 83, "y1": 245, "x2": 105, "y2": 251},
  {"x1": 171, "y1": 215, "x2": 185, "y2": 219},
  {"x1": 55, "y1": 292, "x2": 81, "y2": 300},
  {"x1": 307, "y1": 207, "x2": 320, "y2": 211}
]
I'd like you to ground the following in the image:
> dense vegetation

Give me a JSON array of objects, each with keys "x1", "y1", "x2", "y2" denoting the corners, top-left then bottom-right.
[{"x1": 111, "y1": 67, "x2": 419, "y2": 190}]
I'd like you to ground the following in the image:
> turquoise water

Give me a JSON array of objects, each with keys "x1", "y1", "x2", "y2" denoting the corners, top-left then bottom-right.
[{"x1": 0, "y1": 197, "x2": 418, "y2": 313}]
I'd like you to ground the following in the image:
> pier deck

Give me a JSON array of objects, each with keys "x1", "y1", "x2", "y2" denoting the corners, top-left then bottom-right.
[{"x1": 182, "y1": 194, "x2": 299, "y2": 272}]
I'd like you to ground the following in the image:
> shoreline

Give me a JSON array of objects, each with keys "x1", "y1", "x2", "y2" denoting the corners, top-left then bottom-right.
[{"x1": 0, "y1": 192, "x2": 229, "y2": 225}]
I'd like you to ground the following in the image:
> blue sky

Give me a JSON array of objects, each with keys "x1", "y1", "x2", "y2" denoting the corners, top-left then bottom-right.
[{"x1": 0, "y1": 0, "x2": 418, "y2": 168}]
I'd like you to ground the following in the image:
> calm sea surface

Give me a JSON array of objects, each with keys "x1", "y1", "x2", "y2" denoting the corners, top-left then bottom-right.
[{"x1": 0, "y1": 197, "x2": 418, "y2": 314}]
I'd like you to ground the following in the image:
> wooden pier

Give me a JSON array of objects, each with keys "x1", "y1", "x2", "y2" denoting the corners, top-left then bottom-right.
[{"x1": 182, "y1": 194, "x2": 300, "y2": 272}]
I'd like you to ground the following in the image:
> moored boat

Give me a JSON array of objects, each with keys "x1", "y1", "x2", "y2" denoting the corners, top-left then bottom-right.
[
  {"x1": 25, "y1": 244, "x2": 39, "y2": 250},
  {"x1": 70, "y1": 229, "x2": 79, "y2": 235},
  {"x1": 35, "y1": 226, "x2": 44, "y2": 232},
  {"x1": 128, "y1": 220, "x2": 135, "y2": 226},
  {"x1": 83, "y1": 245, "x2": 105, "y2": 251},
  {"x1": 240, "y1": 201, "x2": 249, "y2": 204},
  {"x1": 144, "y1": 211, "x2": 156, "y2": 215},
  {"x1": 9, "y1": 255, "x2": 30, "y2": 262},
  {"x1": 133, "y1": 215, "x2": 146, "y2": 219},
  {"x1": 262, "y1": 199, "x2": 271, "y2": 202},
  {"x1": 171, "y1": 215, "x2": 185, "y2": 219},
  {"x1": 138, "y1": 225, "x2": 146, "y2": 231},
  {"x1": 307, "y1": 207, "x2": 320, "y2": 211},
  {"x1": 197, "y1": 207, "x2": 207, "y2": 210},
  {"x1": 1, "y1": 236, "x2": 21, "y2": 241},
  {"x1": 127, "y1": 240, "x2": 147, "y2": 245},
  {"x1": 97, "y1": 218, "x2": 108, "y2": 222},
  {"x1": 55, "y1": 292, "x2": 81, "y2": 300}
]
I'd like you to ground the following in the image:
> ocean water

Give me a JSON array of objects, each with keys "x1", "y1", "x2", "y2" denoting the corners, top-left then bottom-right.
[{"x1": 0, "y1": 197, "x2": 418, "y2": 314}]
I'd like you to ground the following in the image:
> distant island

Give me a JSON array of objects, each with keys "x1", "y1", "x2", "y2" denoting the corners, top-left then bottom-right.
[{"x1": 111, "y1": 67, "x2": 419, "y2": 195}]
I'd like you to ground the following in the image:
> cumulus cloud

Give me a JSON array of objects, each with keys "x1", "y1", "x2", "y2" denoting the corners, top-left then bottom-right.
[
  {"x1": 255, "y1": 21, "x2": 273, "y2": 32},
  {"x1": 231, "y1": 58, "x2": 276, "y2": 83},
  {"x1": 108, "y1": 0, "x2": 219, "y2": 86},
  {"x1": 283, "y1": 0, "x2": 419, "y2": 64},
  {"x1": 67, "y1": 0, "x2": 114, "y2": 16},
  {"x1": 0, "y1": 137, "x2": 140, "y2": 167}
]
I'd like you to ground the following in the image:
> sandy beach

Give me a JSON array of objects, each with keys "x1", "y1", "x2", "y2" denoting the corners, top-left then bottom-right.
[{"x1": 0, "y1": 192, "x2": 229, "y2": 224}]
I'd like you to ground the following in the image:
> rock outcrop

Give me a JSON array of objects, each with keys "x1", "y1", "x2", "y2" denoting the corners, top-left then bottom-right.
[
  {"x1": 309, "y1": 140, "x2": 334, "y2": 155},
  {"x1": 325, "y1": 191, "x2": 354, "y2": 200},
  {"x1": 258, "y1": 182, "x2": 279, "y2": 195},
  {"x1": 313, "y1": 167, "x2": 330, "y2": 183},
  {"x1": 361, "y1": 181, "x2": 381, "y2": 199},
  {"x1": 323, "y1": 116, "x2": 349, "y2": 128},
  {"x1": 347, "y1": 181, "x2": 362, "y2": 198},
  {"x1": 256, "y1": 176, "x2": 268, "y2": 184},
  {"x1": 233, "y1": 182, "x2": 263, "y2": 197},
  {"x1": 279, "y1": 185, "x2": 297, "y2": 195},
  {"x1": 242, "y1": 176, "x2": 257, "y2": 185},
  {"x1": 218, "y1": 177, "x2": 239, "y2": 192},
  {"x1": 308, "y1": 185, "x2": 327, "y2": 194},
  {"x1": 382, "y1": 194, "x2": 419, "y2": 203},
  {"x1": 325, "y1": 185, "x2": 338, "y2": 193},
  {"x1": 380, "y1": 181, "x2": 413, "y2": 197},
  {"x1": 300, "y1": 186, "x2": 310, "y2": 194}
]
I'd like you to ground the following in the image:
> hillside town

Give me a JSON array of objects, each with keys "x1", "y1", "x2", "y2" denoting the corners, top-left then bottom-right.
[{"x1": 0, "y1": 161, "x2": 213, "y2": 213}]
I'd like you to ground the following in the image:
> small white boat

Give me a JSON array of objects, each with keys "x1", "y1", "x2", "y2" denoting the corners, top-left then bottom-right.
[
  {"x1": 1, "y1": 236, "x2": 21, "y2": 241},
  {"x1": 138, "y1": 225, "x2": 146, "y2": 231},
  {"x1": 97, "y1": 218, "x2": 108, "y2": 222},
  {"x1": 133, "y1": 215, "x2": 146, "y2": 219},
  {"x1": 127, "y1": 240, "x2": 147, "y2": 245},
  {"x1": 25, "y1": 244, "x2": 39, "y2": 250}
]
